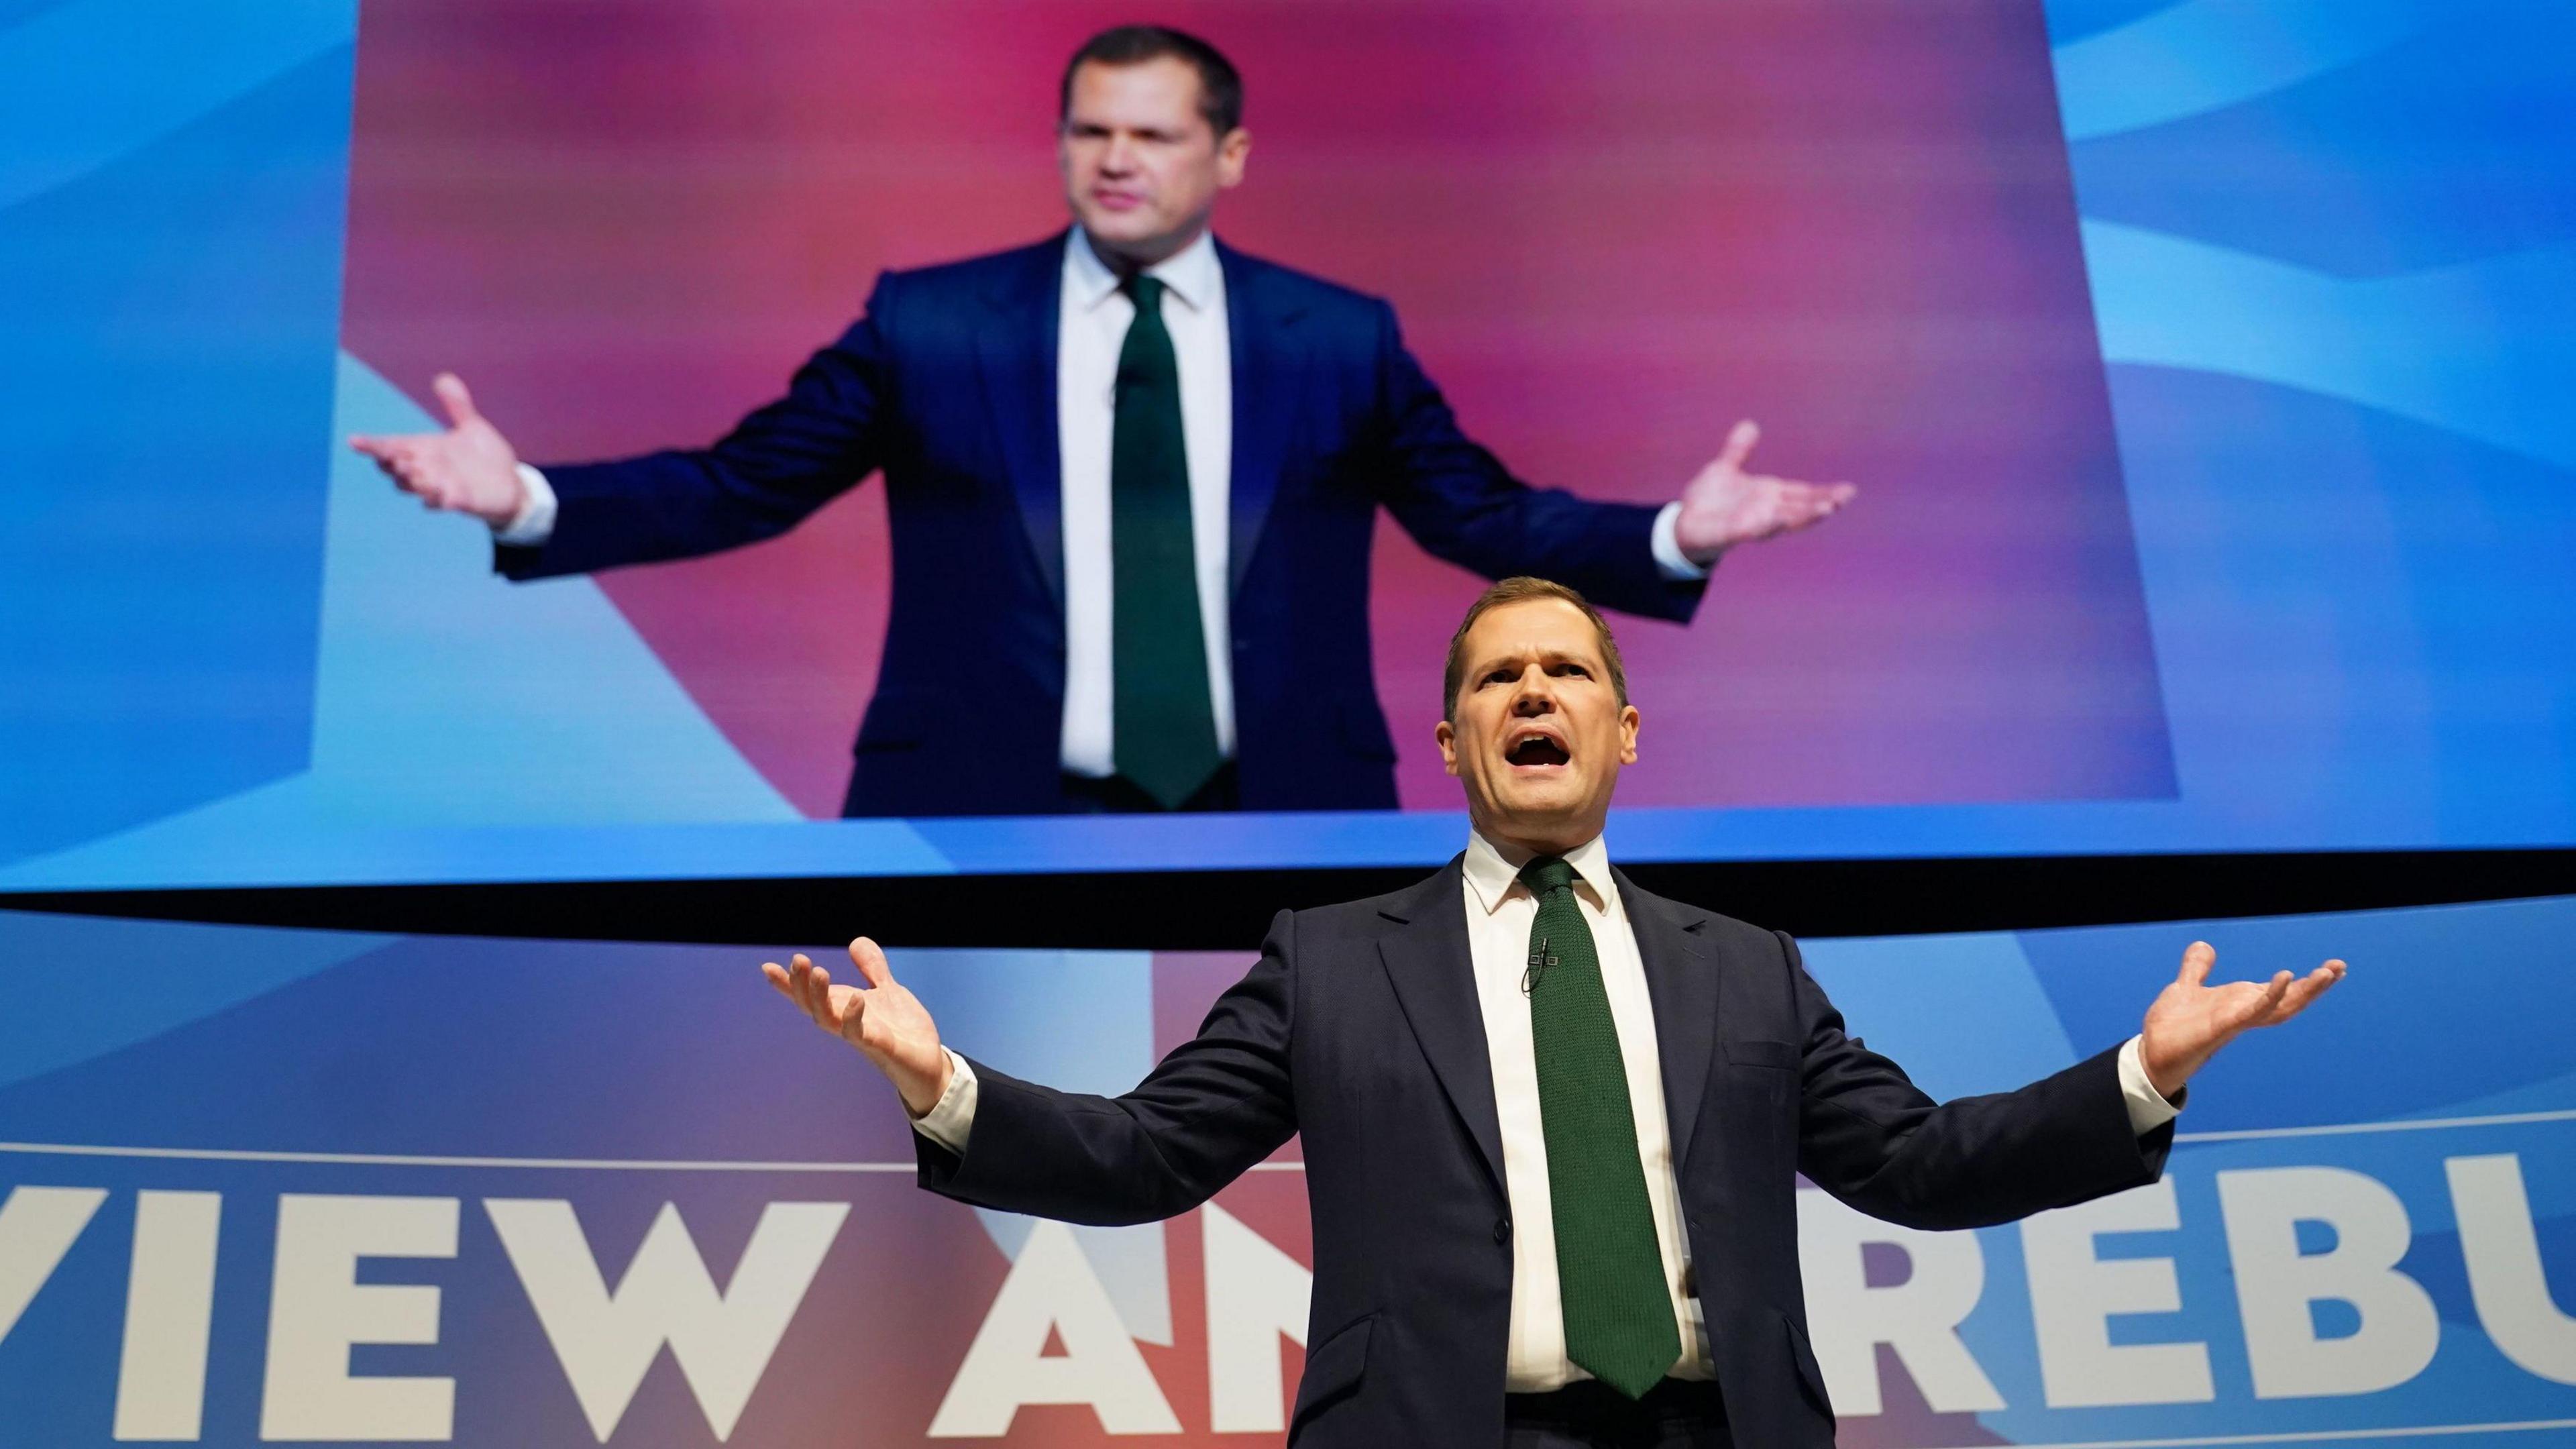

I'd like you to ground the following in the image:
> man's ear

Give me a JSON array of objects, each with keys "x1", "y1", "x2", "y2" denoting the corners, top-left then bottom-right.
[
  {"x1": 1218, "y1": 127, "x2": 1251, "y2": 188},
  {"x1": 1435, "y1": 718, "x2": 1460, "y2": 775},
  {"x1": 1619, "y1": 704, "x2": 1640, "y2": 766}
]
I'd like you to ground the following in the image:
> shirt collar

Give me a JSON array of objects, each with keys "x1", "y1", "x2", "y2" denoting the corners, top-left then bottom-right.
[
  {"x1": 1462, "y1": 828, "x2": 1616, "y2": 916},
  {"x1": 1065, "y1": 225, "x2": 1222, "y2": 314}
]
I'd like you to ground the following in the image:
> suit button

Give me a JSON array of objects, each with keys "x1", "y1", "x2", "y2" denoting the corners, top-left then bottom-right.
[{"x1": 1494, "y1": 1218, "x2": 1512, "y2": 1245}]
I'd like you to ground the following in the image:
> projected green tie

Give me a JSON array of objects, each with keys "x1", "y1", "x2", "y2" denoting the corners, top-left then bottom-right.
[
  {"x1": 1521, "y1": 855, "x2": 1683, "y2": 1399},
  {"x1": 1110, "y1": 273, "x2": 1222, "y2": 808}
]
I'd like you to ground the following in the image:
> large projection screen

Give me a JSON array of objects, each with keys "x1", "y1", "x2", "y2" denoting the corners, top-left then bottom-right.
[{"x1": 4, "y1": 0, "x2": 2571, "y2": 889}]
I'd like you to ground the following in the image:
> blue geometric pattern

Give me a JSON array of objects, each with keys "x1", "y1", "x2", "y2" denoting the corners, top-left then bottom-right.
[
  {"x1": 0, "y1": 1, "x2": 355, "y2": 865},
  {"x1": 2051, "y1": 0, "x2": 2441, "y2": 148},
  {"x1": 2052, "y1": 0, "x2": 2576, "y2": 855},
  {"x1": 0, "y1": 0, "x2": 354, "y2": 209}
]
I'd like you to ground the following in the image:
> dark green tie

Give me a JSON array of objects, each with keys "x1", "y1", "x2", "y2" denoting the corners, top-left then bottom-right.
[
  {"x1": 1110, "y1": 273, "x2": 1222, "y2": 808},
  {"x1": 1521, "y1": 855, "x2": 1683, "y2": 1399}
]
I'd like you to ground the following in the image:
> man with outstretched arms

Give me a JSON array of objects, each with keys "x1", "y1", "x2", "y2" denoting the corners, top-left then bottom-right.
[{"x1": 763, "y1": 576, "x2": 2345, "y2": 1447}]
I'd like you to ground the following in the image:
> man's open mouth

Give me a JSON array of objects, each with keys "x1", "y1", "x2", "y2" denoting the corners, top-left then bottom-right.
[{"x1": 1507, "y1": 732, "x2": 1570, "y2": 767}]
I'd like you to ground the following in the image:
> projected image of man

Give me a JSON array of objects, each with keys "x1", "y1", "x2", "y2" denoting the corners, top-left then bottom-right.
[{"x1": 351, "y1": 26, "x2": 1856, "y2": 818}]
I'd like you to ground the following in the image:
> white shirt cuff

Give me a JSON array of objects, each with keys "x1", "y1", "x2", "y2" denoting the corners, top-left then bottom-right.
[
  {"x1": 1650, "y1": 500, "x2": 1710, "y2": 581},
  {"x1": 2117, "y1": 1034, "x2": 2182, "y2": 1134},
  {"x1": 492, "y1": 463, "x2": 557, "y2": 546},
  {"x1": 910, "y1": 1048, "x2": 977, "y2": 1152}
]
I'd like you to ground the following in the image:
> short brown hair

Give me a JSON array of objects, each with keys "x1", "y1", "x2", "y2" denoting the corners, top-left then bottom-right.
[
  {"x1": 1442, "y1": 578, "x2": 1629, "y2": 723},
  {"x1": 1060, "y1": 25, "x2": 1244, "y2": 138}
]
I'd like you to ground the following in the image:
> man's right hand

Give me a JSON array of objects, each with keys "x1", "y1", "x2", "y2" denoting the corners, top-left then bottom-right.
[
  {"x1": 350, "y1": 372, "x2": 528, "y2": 527},
  {"x1": 761, "y1": 936, "x2": 953, "y2": 1117}
]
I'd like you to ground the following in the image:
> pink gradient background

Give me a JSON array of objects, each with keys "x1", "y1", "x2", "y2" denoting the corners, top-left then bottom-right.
[{"x1": 343, "y1": 0, "x2": 2172, "y2": 819}]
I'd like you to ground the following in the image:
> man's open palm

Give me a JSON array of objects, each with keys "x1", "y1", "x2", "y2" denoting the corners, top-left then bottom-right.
[
  {"x1": 2140, "y1": 941, "x2": 2345, "y2": 1099},
  {"x1": 349, "y1": 372, "x2": 527, "y2": 526},
  {"x1": 761, "y1": 937, "x2": 951, "y2": 1115},
  {"x1": 1671, "y1": 419, "x2": 1858, "y2": 562}
]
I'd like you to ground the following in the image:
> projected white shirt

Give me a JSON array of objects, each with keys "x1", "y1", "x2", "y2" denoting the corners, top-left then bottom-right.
[{"x1": 1052, "y1": 226, "x2": 1237, "y2": 778}]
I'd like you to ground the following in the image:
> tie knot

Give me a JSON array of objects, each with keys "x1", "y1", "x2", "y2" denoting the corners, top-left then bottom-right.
[
  {"x1": 1122, "y1": 272, "x2": 1165, "y2": 312},
  {"x1": 1519, "y1": 856, "x2": 1576, "y2": 897}
]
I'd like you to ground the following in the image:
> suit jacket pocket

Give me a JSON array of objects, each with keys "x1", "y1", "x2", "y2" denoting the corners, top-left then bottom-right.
[
  {"x1": 1290, "y1": 1313, "x2": 1373, "y2": 1433},
  {"x1": 1724, "y1": 1038, "x2": 1800, "y2": 1070},
  {"x1": 855, "y1": 687, "x2": 949, "y2": 752}
]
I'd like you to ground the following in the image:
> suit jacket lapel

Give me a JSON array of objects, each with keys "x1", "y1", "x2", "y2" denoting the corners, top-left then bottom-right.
[
  {"x1": 1218, "y1": 241, "x2": 1305, "y2": 598},
  {"x1": 1377, "y1": 858, "x2": 1507, "y2": 1197},
  {"x1": 1617, "y1": 868, "x2": 1718, "y2": 1174},
  {"x1": 979, "y1": 233, "x2": 1069, "y2": 614}
]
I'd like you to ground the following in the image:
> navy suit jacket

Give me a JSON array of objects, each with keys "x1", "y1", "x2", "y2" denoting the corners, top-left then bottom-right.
[
  {"x1": 498, "y1": 233, "x2": 1707, "y2": 815},
  {"x1": 917, "y1": 861, "x2": 2172, "y2": 1446}
]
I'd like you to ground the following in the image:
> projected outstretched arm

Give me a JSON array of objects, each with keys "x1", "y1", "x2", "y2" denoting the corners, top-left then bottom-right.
[
  {"x1": 1668, "y1": 419, "x2": 1860, "y2": 564},
  {"x1": 348, "y1": 372, "x2": 529, "y2": 526},
  {"x1": 2139, "y1": 941, "x2": 2347, "y2": 1099},
  {"x1": 761, "y1": 937, "x2": 953, "y2": 1116}
]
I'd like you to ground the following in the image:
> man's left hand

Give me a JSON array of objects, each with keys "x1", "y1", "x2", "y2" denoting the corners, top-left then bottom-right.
[
  {"x1": 1671, "y1": 419, "x2": 1858, "y2": 564},
  {"x1": 2141, "y1": 941, "x2": 2347, "y2": 1100}
]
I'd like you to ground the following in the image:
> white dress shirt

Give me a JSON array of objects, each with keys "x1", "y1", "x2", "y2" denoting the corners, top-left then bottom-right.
[
  {"x1": 1053, "y1": 227, "x2": 1236, "y2": 777},
  {"x1": 914, "y1": 831, "x2": 2183, "y2": 1393},
  {"x1": 492, "y1": 229, "x2": 1712, "y2": 777},
  {"x1": 1459, "y1": 829, "x2": 1713, "y2": 1389}
]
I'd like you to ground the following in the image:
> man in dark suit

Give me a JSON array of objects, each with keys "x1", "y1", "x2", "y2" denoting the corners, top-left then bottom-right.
[
  {"x1": 352, "y1": 25, "x2": 1855, "y2": 818},
  {"x1": 763, "y1": 576, "x2": 2348, "y2": 1446}
]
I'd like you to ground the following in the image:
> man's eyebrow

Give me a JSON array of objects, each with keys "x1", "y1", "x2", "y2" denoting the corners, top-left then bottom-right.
[{"x1": 1472, "y1": 648, "x2": 1603, "y2": 675}]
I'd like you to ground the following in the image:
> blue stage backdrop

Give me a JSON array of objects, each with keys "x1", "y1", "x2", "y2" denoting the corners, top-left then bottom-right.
[
  {"x1": 4, "y1": 893, "x2": 2573, "y2": 1444},
  {"x1": 3, "y1": 0, "x2": 2573, "y2": 889}
]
